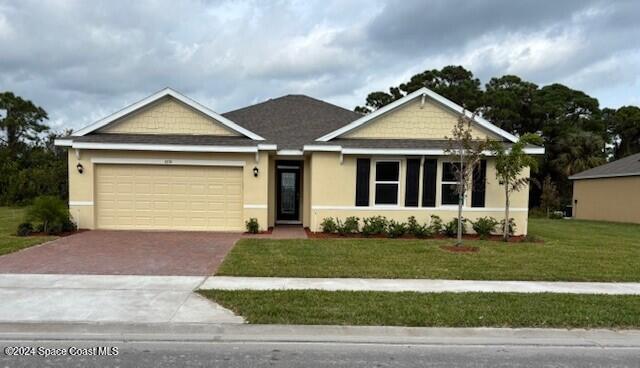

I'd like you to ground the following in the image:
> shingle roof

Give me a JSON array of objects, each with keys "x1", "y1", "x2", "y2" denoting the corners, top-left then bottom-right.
[
  {"x1": 315, "y1": 138, "x2": 523, "y2": 149},
  {"x1": 222, "y1": 95, "x2": 361, "y2": 149},
  {"x1": 71, "y1": 134, "x2": 259, "y2": 146},
  {"x1": 569, "y1": 152, "x2": 640, "y2": 180}
]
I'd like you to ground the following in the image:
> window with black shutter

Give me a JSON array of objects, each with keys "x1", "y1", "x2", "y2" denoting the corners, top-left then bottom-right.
[
  {"x1": 374, "y1": 161, "x2": 400, "y2": 205},
  {"x1": 405, "y1": 159, "x2": 420, "y2": 207},
  {"x1": 421, "y1": 159, "x2": 437, "y2": 207},
  {"x1": 355, "y1": 158, "x2": 370, "y2": 206},
  {"x1": 441, "y1": 162, "x2": 461, "y2": 205},
  {"x1": 472, "y1": 160, "x2": 487, "y2": 207}
]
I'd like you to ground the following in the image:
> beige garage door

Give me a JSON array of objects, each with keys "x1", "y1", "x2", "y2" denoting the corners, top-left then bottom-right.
[{"x1": 95, "y1": 164, "x2": 243, "y2": 231}]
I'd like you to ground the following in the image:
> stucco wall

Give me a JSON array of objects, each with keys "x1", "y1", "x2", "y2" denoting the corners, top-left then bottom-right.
[
  {"x1": 99, "y1": 97, "x2": 239, "y2": 136},
  {"x1": 343, "y1": 98, "x2": 499, "y2": 140},
  {"x1": 308, "y1": 152, "x2": 530, "y2": 235},
  {"x1": 67, "y1": 149, "x2": 268, "y2": 231},
  {"x1": 573, "y1": 176, "x2": 640, "y2": 224}
]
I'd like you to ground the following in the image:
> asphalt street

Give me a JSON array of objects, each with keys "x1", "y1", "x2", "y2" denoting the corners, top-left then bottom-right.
[{"x1": 1, "y1": 340, "x2": 639, "y2": 368}]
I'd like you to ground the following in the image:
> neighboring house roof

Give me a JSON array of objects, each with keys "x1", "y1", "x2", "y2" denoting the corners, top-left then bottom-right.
[
  {"x1": 569, "y1": 152, "x2": 640, "y2": 180},
  {"x1": 315, "y1": 87, "x2": 519, "y2": 143},
  {"x1": 222, "y1": 94, "x2": 361, "y2": 149},
  {"x1": 73, "y1": 87, "x2": 266, "y2": 141}
]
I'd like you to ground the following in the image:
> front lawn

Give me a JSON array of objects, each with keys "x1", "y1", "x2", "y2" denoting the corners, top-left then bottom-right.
[
  {"x1": 200, "y1": 290, "x2": 640, "y2": 328},
  {"x1": 217, "y1": 218, "x2": 640, "y2": 281},
  {"x1": 0, "y1": 207, "x2": 55, "y2": 256}
]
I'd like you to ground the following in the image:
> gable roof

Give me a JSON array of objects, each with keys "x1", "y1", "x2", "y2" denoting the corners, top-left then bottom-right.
[
  {"x1": 316, "y1": 87, "x2": 518, "y2": 143},
  {"x1": 73, "y1": 87, "x2": 265, "y2": 140},
  {"x1": 569, "y1": 152, "x2": 640, "y2": 180},
  {"x1": 223, "y1": 94, "x2": 361, "y2": 149}
]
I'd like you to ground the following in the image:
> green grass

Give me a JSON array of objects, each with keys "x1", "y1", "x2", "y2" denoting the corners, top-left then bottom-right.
[
  {"x1": 217, "y1": 218, "x2": 640, "y2": 281},
  {"x1": 200, "y1": 290, "x2": 640, "y2": 328},
  {"x1": 0, "y1": 207, "x2": 55, "y2": 256}
]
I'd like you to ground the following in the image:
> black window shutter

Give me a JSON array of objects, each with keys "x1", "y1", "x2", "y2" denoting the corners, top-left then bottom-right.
[
  {"x1": 472, "y1": 160, "x2": 487, "y2": 208},
  {"x1": 355, "y1": 158, "x2": 370, "y2": 206},
  {"x1": 405, "y1": 159, "x2": 420, "y2": 207},
  {"x1": 421, "y1": 159, "x2": 437, "y2": 207}
]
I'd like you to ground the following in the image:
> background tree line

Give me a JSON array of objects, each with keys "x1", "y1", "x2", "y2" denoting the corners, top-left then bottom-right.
[
  {"x1": 0, "y1": 92, "x2": 69, "y2": 206},
  {"x1": 355, "y1": 66, "x2": 640, "y2": 207}
]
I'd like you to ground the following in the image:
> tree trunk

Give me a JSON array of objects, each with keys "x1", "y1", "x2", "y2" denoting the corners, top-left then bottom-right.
[
  {"x1": 457, "y1": 192, "x2": 463, "y2": 246},
  {"x1": 504, "y1": 185, "x2": 510, "y2": 242}
]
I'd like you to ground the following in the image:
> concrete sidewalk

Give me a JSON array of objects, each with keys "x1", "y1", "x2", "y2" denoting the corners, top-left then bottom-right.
[
  {"x1": 201, "y1": 276, "x2": 640, "y2": 295},
  {"x1": 0, "y1": 274, "x2": 244, "y2": 324}
]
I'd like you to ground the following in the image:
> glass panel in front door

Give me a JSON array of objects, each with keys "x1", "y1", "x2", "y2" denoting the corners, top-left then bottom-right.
[{"x1": 281, "y1": 172, "x2": 296, "y2": 214}]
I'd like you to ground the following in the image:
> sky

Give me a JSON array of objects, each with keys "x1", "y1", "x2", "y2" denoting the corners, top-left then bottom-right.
[{"x1": 1, "y1": 0, "x2": 639, "y2": 132}]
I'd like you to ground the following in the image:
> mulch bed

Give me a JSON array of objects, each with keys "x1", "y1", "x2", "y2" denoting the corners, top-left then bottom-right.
[
  {"x1": 305, "y1": 228, "x2": 533, "y2": 243},
  {"x1": 440, "y1": 245, "x2": 479, "y2": 253},
  {"x1": 27, "y1": 229, "x2": 88, "y2": 238}
]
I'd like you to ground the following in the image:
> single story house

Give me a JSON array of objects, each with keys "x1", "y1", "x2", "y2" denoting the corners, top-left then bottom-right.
[
  {"x1": 55, "y1": 87, "x2": 543, "y2": 234},
  {"x1": 569, "y1": 152, "x2": 640, "y2": 224}
]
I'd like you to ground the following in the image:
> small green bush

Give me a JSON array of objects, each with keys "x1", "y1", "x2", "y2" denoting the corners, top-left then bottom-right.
[
  {"x1": 528, "y1": 207, "x2": 546, "y2": 218},
  {"x1": 407, "y1": 216, "x2": 433, "y2": 238},
  {"x1": 549, "y1": 211, "x2": 564, "y2": 220},
  {"x1": 16, "y1": 222, "x2": 33, "y2": 237},
  {"x1": 429, "y1": 215, "x2": 443, "y2": 234},
  {"x1": 337, "y1": 216, "x2": 359, "y2": 235},
  {"x1": 443, "y1": 218, "x2": 467, "y2": 237},
  {"x1": 385, "y1": 220, "x2": 407, "y2": 238},
  {"x1": 320, "y1": 217, "x2": 338, "y2": 233},
  {"x1": 26, "y1": 196, "x2": 72, "y2": 234},
  {"x1": 500, "y1": 218, "x2": 517, "y2": 236},
  {"x1": 245, "y1": 218, "x2": 260, "y2": 234},
  {"x1": 361, "y1": 216, "x2": 388, "y2": 236},
  {"x1": 471, "y1": 216, "x2": 499, "y2": 239}
]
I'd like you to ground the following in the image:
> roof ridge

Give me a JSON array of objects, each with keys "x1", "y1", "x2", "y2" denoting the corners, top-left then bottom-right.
[{"x1": 223, "y1": 94, "x2": 359, "y2": 117}]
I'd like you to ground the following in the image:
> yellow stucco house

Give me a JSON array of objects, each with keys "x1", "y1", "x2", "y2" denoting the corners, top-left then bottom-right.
[{"x1": 55, "y1": 87, "x2": 543, "y2": 235}]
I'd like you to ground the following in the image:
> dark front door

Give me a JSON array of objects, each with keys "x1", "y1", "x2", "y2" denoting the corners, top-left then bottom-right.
[{"x1": 276, "y1": 163, "x2": 300, "y2": 222}]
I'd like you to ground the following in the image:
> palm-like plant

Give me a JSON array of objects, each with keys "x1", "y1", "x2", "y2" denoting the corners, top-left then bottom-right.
[{"x1": 549, "y1": 131, "x2": 606, "y2": 177}]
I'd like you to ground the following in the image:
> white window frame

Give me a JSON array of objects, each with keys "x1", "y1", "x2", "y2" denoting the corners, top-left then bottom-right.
[
  {"x1": 440, "y1": 161, "x2": 464, "y2": 207},
  {"x1": 373, "y1": 159, "x2": 401, "y2": 207}
]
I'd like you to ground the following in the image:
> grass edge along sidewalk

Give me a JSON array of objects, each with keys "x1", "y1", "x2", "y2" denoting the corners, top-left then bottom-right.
[{"x1": 199, "y1": 289, "x2": 640, "y2": 329}]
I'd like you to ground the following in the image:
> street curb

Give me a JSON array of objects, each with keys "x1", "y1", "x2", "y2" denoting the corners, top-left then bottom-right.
[{"x1": 0, "y1": 322, "x2": 639, "y2": 347}]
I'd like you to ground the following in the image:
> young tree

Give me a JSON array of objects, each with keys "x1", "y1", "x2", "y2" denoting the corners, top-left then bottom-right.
[
  {"x1": 540, "y1": 175, "x2": 561, "y2": 217},
  {"x1": 445, "y1": 112, "x2": 490, "y2": 246},
  {"x1": 489, "y1": 134, "x2": 543, "y2": 241}
]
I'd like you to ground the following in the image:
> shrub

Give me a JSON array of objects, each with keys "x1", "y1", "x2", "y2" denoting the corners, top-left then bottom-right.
[
  {"x1": 320, "y1": 217, "x2": 338, "y2": 233},
  {"x1": 361, "y1": 216, "x2": 387, "y2": 236},
  {"x1": 26, "y1": 196, "x2": 71, "y2": 234},
  {"x1": 385, "y1": 220, "x2": 407, "y2": 238},
  {"x1": 471, "y1": 216, "x2": 499, "y2": 239},
  {"x1": 337, "y1": 216, "x2": 359, "y2": 235},
  {"x1": 443, "y1": 218, "x2": 467, "y2": 237},
  {"x1": 407, "y1": 216, "x2": 433, "y2": 238},
  {"x1": 500, "y1": 218, "x2": 517, "y2": 236},
  {"x1": 429, "y1": 215, "x2": 443, "y2": 234},
  {"x1": 245, "y1": 218, "x2": 260, "y2": 234},
  {"x1": 528, "y1": 207, "x2": 546, "y2": 219},
  {"x1": 16, "y1": 222, "x2": 33, "y2": 237},
  {"x1": 549, "y1": 211, "x2": 564, "y2": 220}
]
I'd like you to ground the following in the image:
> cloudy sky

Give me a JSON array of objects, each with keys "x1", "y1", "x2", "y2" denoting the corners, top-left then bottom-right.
[{"x1": 1, "y1": 0, "x2": 639, "y2": 131}]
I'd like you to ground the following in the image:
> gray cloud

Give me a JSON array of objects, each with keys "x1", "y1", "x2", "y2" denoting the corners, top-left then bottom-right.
[{"x1": 0, "y1": 0, "x2": 638, "y2": 132}]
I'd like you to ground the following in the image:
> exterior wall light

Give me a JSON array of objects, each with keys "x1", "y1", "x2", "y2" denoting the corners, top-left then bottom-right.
[
  {"x1": 253, "y1": 166, "x2": 259, "y2": 177},
  {"x1": 76, "y1": 163, "x2": 84, "y2": 174}
]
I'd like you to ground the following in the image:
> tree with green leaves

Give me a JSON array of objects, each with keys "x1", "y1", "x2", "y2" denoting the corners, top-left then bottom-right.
[
  {"x1": 604, "y1": 105, "x2": 640, "y2": 159},
  {"x1": 489, "y1": 134, "x2": 542, "y2": 241},
  {"x1": 0, "y1": 91, "x2": 49, "y2": 156},
  {"x1": 355, "y1": 65, "x2": 483, "y2": 114},
  {"x1": 539, "y1": 175, "x2": 561, "y2": 217},
  {"x1": 482, "y1": 75, "x2": 540, "y2": 135},
  {"x1": 445, "y1": 112, "x2": 490, "y2": 246}
]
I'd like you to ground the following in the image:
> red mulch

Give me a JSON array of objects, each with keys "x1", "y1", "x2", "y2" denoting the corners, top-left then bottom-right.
[
  {"x1": 440, "y1": 245, "x2": 479, "y2": 253},
  {"x1": 28, "y1": 229, "x2": 88, "y2": 238},
  {"x1": 305, "y1": 228, "x2": 533, "y2": 243}
]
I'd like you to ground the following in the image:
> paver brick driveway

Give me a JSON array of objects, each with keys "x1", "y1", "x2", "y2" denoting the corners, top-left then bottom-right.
[{"x1": 0, "y1": 230, "x2": 241, "y2": 276}]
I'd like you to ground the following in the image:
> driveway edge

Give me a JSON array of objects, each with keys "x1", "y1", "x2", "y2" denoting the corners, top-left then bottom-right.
[{"x1": 0, "y1": 322, "x2": 639, "y2": 347}]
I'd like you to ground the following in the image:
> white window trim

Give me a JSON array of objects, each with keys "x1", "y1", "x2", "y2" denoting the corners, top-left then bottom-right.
[
  {"x1": 373, "y1": 159, "x2": 401, "y2": 206},
  {"x1": 440, "y1": 161, "x2": 465, "y2": 207}
]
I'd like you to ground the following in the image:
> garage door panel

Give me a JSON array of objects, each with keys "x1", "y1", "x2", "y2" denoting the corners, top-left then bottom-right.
[{"x1": 95, "y1": 164, "x2": 243, "y2": 231}]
